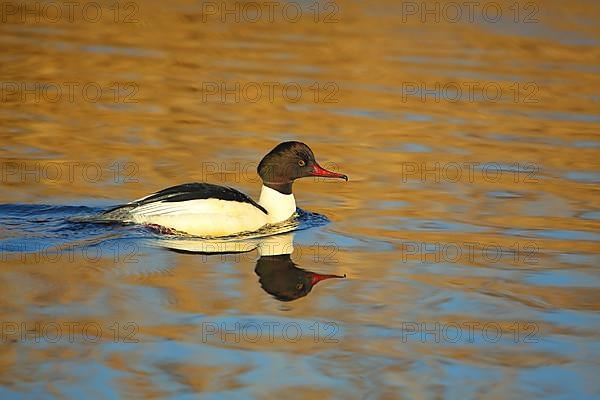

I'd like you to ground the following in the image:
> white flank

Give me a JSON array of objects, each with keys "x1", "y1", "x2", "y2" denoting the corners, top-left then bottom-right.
[
  {"x1": 130, "y1": 198, "x2": 268, "y2": 237},
  {"x1": 125, "y1": 185, "x2": 296, "y2": 237}
]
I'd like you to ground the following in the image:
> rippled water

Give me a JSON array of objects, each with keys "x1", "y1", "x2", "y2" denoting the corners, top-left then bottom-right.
[{"x1": 1, "y1": 0, "x2": 599, "y2": 398}]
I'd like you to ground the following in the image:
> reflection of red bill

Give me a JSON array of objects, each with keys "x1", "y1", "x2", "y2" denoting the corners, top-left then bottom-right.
[{"x1": 308, "y1": 272, "x2": 346, "y2": 286}]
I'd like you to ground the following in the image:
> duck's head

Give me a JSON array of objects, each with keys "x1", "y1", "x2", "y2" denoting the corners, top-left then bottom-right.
[{"x1": 257, "y1": 141, "x2": 348, "y2": 194}]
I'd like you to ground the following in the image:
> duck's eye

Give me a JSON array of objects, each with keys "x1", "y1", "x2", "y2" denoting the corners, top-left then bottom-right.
[
  {"x1": 296, "y1": 283, "x2": 304, "y2": 290},
  {"x1": 298, "y1": 160, "x2": 306, "y2": 167}
]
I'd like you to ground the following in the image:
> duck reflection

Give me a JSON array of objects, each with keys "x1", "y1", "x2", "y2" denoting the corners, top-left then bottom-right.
[
  {"x1": 150, "y1": 232, "x2": 345, "y2": 302},
  {"x1": 255, "y1": 233, "x2": 345, "y2": 301}
]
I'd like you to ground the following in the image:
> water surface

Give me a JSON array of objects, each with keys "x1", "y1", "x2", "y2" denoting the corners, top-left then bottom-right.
[{"x1": 1, "y1": 0, "x2": 599, "y2": 398}]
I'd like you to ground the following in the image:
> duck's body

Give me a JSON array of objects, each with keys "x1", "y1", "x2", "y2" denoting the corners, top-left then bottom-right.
[
  {"x1": 101, "y1": 141, "x2": 347, "y2": 237},
  {"x1": 103, "y1": 183, "x2": 296, "y2": 236}
]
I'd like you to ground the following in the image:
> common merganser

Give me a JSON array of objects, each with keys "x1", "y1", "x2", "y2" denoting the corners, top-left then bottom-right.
[{"x1": 101, "y1": 141, "x2": 348, "y2": 236}]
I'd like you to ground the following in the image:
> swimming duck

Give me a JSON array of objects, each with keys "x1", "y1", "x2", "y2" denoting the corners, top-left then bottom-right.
[{"x1": 101, "y1": 141, "x2": 347, "y2": 236}]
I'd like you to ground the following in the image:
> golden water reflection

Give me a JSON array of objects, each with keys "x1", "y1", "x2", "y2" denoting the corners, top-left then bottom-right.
[{"x1": 0, "y1": 0, "x2": 599, "y2": 397}]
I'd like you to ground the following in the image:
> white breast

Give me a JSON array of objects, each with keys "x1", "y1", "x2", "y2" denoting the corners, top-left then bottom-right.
[
  {"x1": 258, "y1": 185, "x2": 297, "y2": 224},
  {"x1": 129, "y1": 198, "x2": 268, "y2": 237}
]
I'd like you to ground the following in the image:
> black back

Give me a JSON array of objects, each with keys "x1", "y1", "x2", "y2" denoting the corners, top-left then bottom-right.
[{"x1": 104, "y1": 182, "x2": 267, "y2": 215}]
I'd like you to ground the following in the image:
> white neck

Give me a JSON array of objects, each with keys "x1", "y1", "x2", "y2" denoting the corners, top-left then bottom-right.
[{"x1": 258, "y1": 185, "x2": 296, "y2": 224}]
